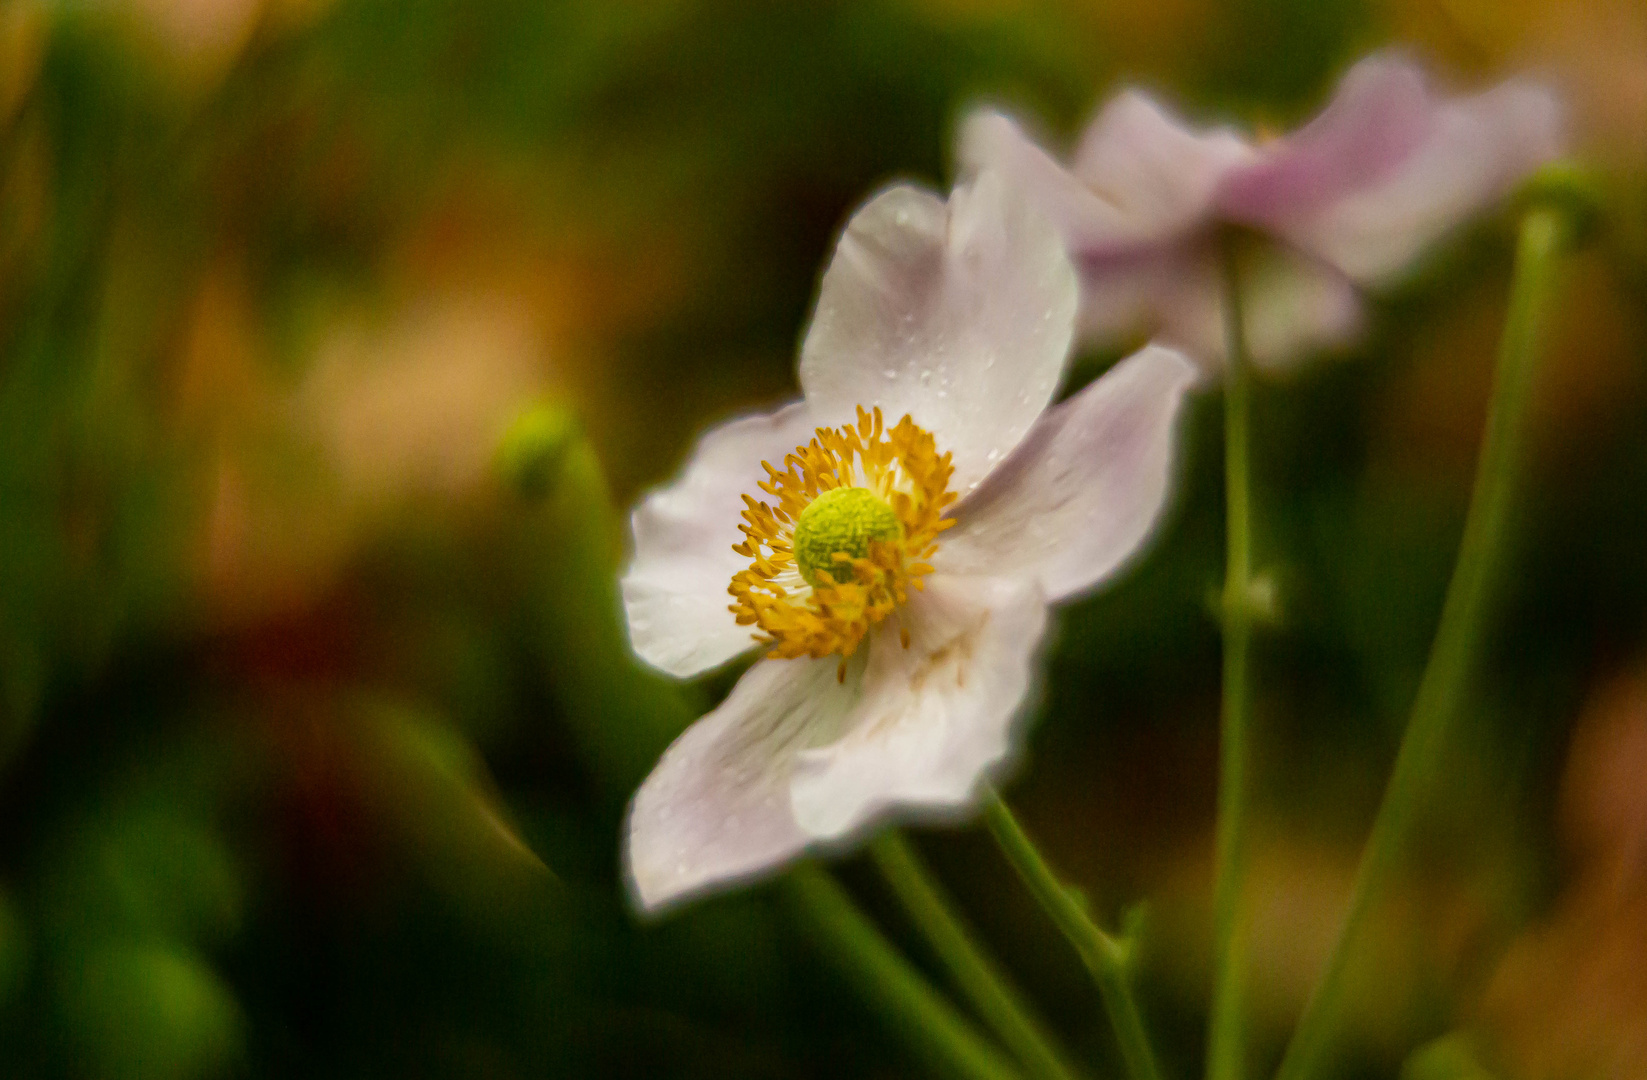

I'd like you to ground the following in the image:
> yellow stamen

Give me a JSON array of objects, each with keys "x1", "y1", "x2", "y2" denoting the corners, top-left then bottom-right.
[{"x1": 729, "y1": 406, "x2": 956, "y2": 662}]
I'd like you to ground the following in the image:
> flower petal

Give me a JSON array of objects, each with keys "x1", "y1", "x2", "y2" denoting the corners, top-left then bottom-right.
[
  {"x1": 1069, "y1": 90, "x2": 1255, "y2": 244},
  {"x1": 1241, "y1": 247, "x2": 1365, "y2": 370},
  {"x1": 1216, "y1": 53, "x2": 1434, "y2": 223},
  {"x1": 938, "y1": 345, "x2": 1196, "y2": 600},
  {"x1": 625, "y1": 655, "x2": 861, "y2": 912},
  {"x1": 960, "y1": 98, "x2": 1252, "y2": 259},
  {"x1": 788, "y1": 574, "x2": 1048, "y2": 840},
  {"x1": 1078, "y1": 243, "x2": 1361, "y2": 371},
  {"x1": 621, "y1": 401, "x2": 820, "y2": 678},
  {"x1": 1231, "y1": 61, "x2": 1564, "y2": 281},
  {"x1": 1077, "y1": 243, "x2": 1226, "y2": 366},
  {"x1": 797, "y1": 170, "x2": 1078, "y2": 494},
  {"x1": 959, "y1": 108, "x2": 1161, "y2": 253}
]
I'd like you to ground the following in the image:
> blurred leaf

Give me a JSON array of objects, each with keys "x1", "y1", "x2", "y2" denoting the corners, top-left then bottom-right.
[{"x1": 54, "y1": 941, "x2": 242, "y2": 1080}]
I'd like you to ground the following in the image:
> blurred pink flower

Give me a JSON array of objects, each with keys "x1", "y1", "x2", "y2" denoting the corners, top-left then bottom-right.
[{"x1": 962, "y1": 52, "x2": 1564, "y2": 373}]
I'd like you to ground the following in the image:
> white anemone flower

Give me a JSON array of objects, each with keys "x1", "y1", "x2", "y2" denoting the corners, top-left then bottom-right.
[
  {"x1": 620, "y1": 169, "x2": 1196, "y2": 912},
  {"x1": 961, "y1": 51, "x2": 1564, "y2": 372}
]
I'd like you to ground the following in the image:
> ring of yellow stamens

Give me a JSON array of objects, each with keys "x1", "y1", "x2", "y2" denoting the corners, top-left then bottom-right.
[{"x1": 730, "y1": 406, "x2": 956, "y2": 665}]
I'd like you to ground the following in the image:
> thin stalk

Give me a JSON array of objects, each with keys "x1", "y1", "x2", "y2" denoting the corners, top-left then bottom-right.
[
  {"x1": 781, "y1": 864, "x2": 1026, "y2": 1080},
  {"x1": 983, "y1": 794, "x2": 1164, "y2": 1080},
  {"x1": 1273, "y1": 206, "x2": 1570, "y2": 1080},
  {"x1": 870, "y1": 830, "x2": 1087, "y2": 1080},
  {"x1": 1208, "y1": 234, "x2": 1257, "y2": 1080}
]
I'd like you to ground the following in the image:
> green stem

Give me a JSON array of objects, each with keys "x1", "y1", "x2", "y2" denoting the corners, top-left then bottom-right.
[
  {"x1": 871, "y1": 831, "x2": 1087, "y2": 1080},
  {"x1": 781, "y1": 864, "x2": 1026, "y2": 1080},
  {"x1": 1273, "y1": 206, "x2": 1570, "y2": 1080},
  {"x1": 983, "y1": 794, "x2": 1164, "y2": 1080},
  {"x1": 1208, "y1": 235, "x2": 1256, "y2": 1080}
]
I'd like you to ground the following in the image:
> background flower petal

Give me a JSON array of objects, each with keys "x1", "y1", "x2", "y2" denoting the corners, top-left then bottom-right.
[
  {"x1": 1262, "y1": 78, "x2": 1564, "y2": 282},
  {"x1": 939, "y1": 345, "x2": 1197, "y2": 600},
  {"x1": 1082, "y1": 243, "x2": 1228, "y2": 366},
  {"x1": 797, "y1": 171, "x2": 1077, "y2": 494},
  {"x1": 621, "y1": 401, "x2": 819, "y2": 678},
  {"x1": 787, "y1": 575, "x2": 1048, "y2": 840},
  {"x1": 1242, "y1": 247, "x2": 1365, "y2": 369},
  {"x1": 625, "y1": 655, "x2": 860, "y2": 913},
  {"x1": 1216, "y1": 53, "x2": 1434, "y2": 224},
  {"x1": 960, "y1": 108, "x2": 1165, "y2": 253},
  {"x1": 1069, "y1": 90, "x2": 1254, "y2": 245}
]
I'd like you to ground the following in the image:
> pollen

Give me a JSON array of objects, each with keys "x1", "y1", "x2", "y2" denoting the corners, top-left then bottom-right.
[{"x1": 729, "y1": 406, "x2": 956, "y2": 665}]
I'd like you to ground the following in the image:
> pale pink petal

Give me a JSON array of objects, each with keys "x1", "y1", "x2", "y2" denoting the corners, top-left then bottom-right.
[
  {"x1": 960, "y1": 108, "x2": 1170, "y2": 252},
  {"x1": 1258, "y1": 78, "x2": 1564, "y2": 281},
  {"x1": 787, "y1": 575, "x2": 1048, "y2": 840},
  {"x1": 938, "y1": 345, "x2": 1196, "y2": 600},
  {"x1": 1217, "y1": 54, "x2": 1434, "y2": 223},
  {"x1": 798, "y1": 171, "x2": 1078, "y2": 494},
  {"x1": 1070, "y1": 248, "x2": 1174, "y2": 350},
  {"x1": 625, "y1": 655, "x2": 862, "y2": 912},
  {"x1": 1070, "y1": 90, "x2": 1255, "y2": 244},
  {"x1": 621, "y1": 401, "x2": 820, "y2": 678},
  {"x1": 1084, "y1": 244, "x2": 1228, "y2": 368},
  {"x1": 1080, "y1": 244, "x2": 1362, "y2": 371}
]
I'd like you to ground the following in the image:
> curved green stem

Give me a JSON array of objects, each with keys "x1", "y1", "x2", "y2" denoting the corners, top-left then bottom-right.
[
  {"x1": 1208, "y1": 235, "x2": 1257, "y2": 1080},
  {"x1": 1273, "y1": 206, "x2": 1570, "y2": 1080},
  {"x1": 781, "y1": 864, "x2": 1026, "y2": 1080},
  {"x1": 871, "y1": 830, "x2": 1087, "y2": 1080},
  {"x1": 983, "y1": 794, "x2": 1164, "y2": 1080}
]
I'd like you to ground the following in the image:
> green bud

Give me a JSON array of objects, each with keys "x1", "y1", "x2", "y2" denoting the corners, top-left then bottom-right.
[{"x1": 497, "y1": 402, "x2": 580, "y2": 499}]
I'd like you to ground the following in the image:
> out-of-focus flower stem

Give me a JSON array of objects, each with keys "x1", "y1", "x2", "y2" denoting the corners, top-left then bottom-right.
[
  {"x1": 1208, "y1": 232, "x2": 1257, "y2": 1080},
  {"x1": 1274, "y1": 203, "x2": 1573, "y2": 1080},
  {"x1": 781, "y1": 863, "x2": 1027, "y2": 1080},
  {"x1": 870, "y1": 830, "x2": 1087, "y2": 1080},
  {"x1": 983, "y1": 793, "x2": 1163, "y2": 1080}
]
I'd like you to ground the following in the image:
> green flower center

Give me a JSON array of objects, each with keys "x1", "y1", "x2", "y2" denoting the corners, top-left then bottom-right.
[{"x1": 792, "y1": 486, "x2": 903, "y2": 587}]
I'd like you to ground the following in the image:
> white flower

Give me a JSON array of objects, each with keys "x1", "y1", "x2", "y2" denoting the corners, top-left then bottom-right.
[
  {"x1": 961, "y1": 51, "x2": 1564, "y2": 372},
  {"x1": 620, "y1": 170, "x2": 1196, "y2": 912}
]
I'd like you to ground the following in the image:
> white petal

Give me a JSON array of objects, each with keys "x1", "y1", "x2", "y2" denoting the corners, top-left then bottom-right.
[
  {"x1": 939, "y1": 345, "x2": 1196, "y2": 600},
  {"x1": 797, "y1": 170, "x2": 1078, "y2": 494},
  {"x1": 625, "y1": 655, "x2": 861, "y2": 912},
  {"x1": 788, "y1": 575, "x2": 1048, "y2": 840},
  {"x1": 621, "y1": 401, "x2": 820, "y2": 678},
  {"x1": 1070, "y1": 90, "x2": 1255, "y2": 243},
  {"x1": 1260, "y1": 76, "x2": 1564, "y2": 281}
]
